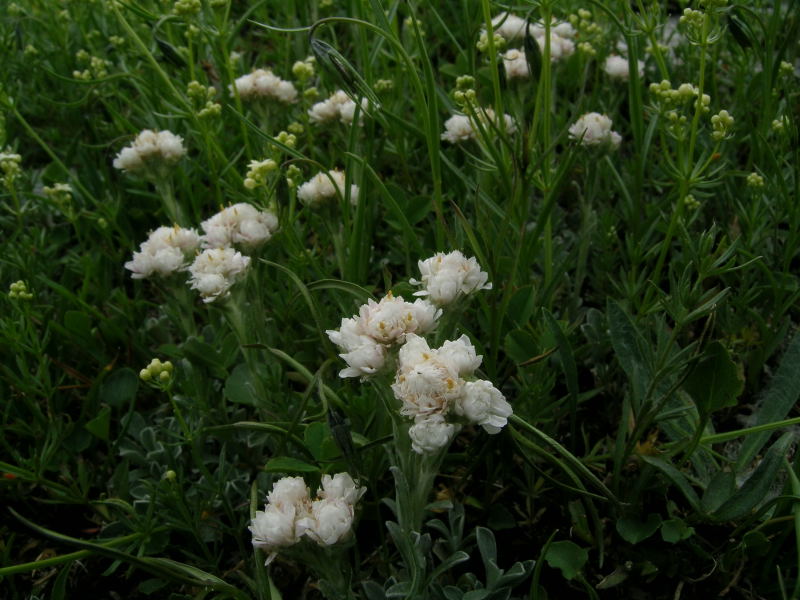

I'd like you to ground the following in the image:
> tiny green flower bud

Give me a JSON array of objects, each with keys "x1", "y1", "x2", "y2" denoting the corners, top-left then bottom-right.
[
  {"x1": 746, "y1": 172, "x2": 764, "y2": 188},
  {"x1": 139, "y1": 368, "x2": 152, "y2": 381}
]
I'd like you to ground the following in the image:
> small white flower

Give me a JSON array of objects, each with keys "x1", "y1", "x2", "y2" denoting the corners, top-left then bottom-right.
[
  {"x1": 125, "y1": 225, "x2": 200, "y2": 279},
  {"x1": 392, "y1": 334, "x2": 467, "y2": 419},
  {"x1": 568, "y1": 112, "x2": 622, "y2": 148},
  {"x1": 604, "y1": 54, "x2": 645, "y2": 80},
  {"x1": 249, "y1": 503, "x2": 301, "y2": 559},
  {"x1": 408, "y1": 414, "x2": 459, "y2": 454},
  {"x1": 411, "y1": 250, "x2": 492, "y2": 305},
  {"x1": 187, "y1": 247, "x2": 251, "y2": 303},
  {"x1": 441, "y1": 114, "x2": 476, "y2": 144},
  {"x1": 232, "y1": 68, "x2": 297, "y2": 103},
  {"x1": 308, "y1": 90, "x2": 369, "y2": 125},
  {"x1": 441, "y1": 109, "x2": 517, "y2": 145},
  {"x1": 268, "y1": 476, "x2": 312, "y2": 510},
  {"x1": 503, "y1": 49, "x2": 529, "y2": 79},
  {"x1": 113, "y1": 129, "x2": 186, "y2": 174},
  {"x1": 302, "y1": 498, "x2": 355, "y2": 546},
  {"x1": 200, "y1": 203, "x2": 279, "y2": 249},
  {"x1": 326, "y1": 293, "x2": 441, "y2": 379},
  {"x1": 297, "y1": 170, "x2": 359, "y2": 207},
  {"x1": 454, "y1": 380, "x2": 512, "y2": 434},
  {"x1": 318, "y1": 473, "x2": 367, "y2": 504},
  {"x1": 439, "y1": 335, "x2": 483, "y2": 376},
  {"x1": 489, "y1": 12, "x2": 530, "y2": 40}
]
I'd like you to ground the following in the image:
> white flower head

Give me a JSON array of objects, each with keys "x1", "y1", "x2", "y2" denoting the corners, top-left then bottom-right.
[
  {"x1": 308, "y1": 90, "x2": 369, "y2": 126},
  {"x1": 441, "y1": 109, "x2": 517, "y2": 144},
  {"x1": 411, "y1": 250, "x2": 492, "y2": 305},
  {"x1": 454, "y1": 379, "x2": 512, "y2": 434},
  {"x1": 326, "y1": 293, "x2": 441, "y2": 379},
  {"x1": 568, "y1": 112, "x2": 622, "y2": 148},
  {"x1": 408, "y1": 414, "x2": 459, "y2": 454},
  {"x1": 392, "y1": 334, "x2": 472, "y2": 419},
  {"x1": 125, "y1": 225, "x2": 200, "y2": 279},
  {"x1": 232, "y1": 68, "x2": 297, "y2": 103},
  {"x1": 113, "y1": 129, "x2": 186, "y2": 174},
  {"x1": 187, "y1": 247, "x2": 251, "y2": 302},
  {"x1": 251, "y1": 473, "x2": 364, "y2": 561},
  {"x1": 604, "y1": 54, "x2": 645, "y2": 80},
  {"x1": 297, "y1": 170, "x2": 360, "y2": 207},
  {"x1": 200, "y1": 202, "x2": 279, "y2": 249},
  {"x1": 503, "y1": 48, "x2": 530, "y2": 79},
  {"x1": 489, "y1": 12, "x2": 531, "y2": 41},
  {"x1": 319, "y1": 473, "x2": 367, "y2": 504}
]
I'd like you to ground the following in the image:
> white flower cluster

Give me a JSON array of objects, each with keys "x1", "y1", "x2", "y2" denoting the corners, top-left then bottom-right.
[
  {"x1": 603, "y1": 54, "x2": 645, "y2": 81},
  {"x1": 113, "y1": 129, "x2": 186, "y2": 173},
  {"x1": 200, "y1": 202, "x2": 279, "y2": 249},
  {"x1": 124, "y1": 225, "x2": 200, "y2": 279},
  {"x1": 502, "y1": 49, "x2": 529, "y2": 79},
  {"x1": 232, "y1": 68, "x2": 298, "y2": 103},
  {"x1": 489, "y1": 13, "x2": 576, "y2": 62},
  {"x1": 326, "y1": 292, "x2": 441, "y2": 378},
  {"x1": 249, "y1": 473, "x2": 366, "y2": 564},
  {"x1": 187, "y1": 247, "x2": 251, "y2": 303},
  {"x1": 393, "y1": 334, "x2": 512, "y2": 454},
  {"x1": 441, "y1": 109, "x2": 517, "y2": 144},
  {"x1": 411, "y1": 250, "x2": 492, "y2": 305},
  {"x1": 308, "y1": 90, "x2": 369, "y2": 126},
  {"x1": 297, "y1": 170, "x2": 359, "y2": 207},
  {"x1": 568, "y1": 112, "x2": 622, "y2": 148}
]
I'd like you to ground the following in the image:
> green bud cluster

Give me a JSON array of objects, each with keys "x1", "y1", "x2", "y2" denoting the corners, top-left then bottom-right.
[
  {"x1": 746, "y1": 172, "x2": 764, "y2": 188},
  {"x1": 292, "y1": 57, "x2": 316, "y2": 84},
  {"x1": 375, "y1": 79, "x2": 394, "y2": 93},
  {"x1": 244, "y1": 158, "x2": 278, "y2": 190},
  {"x1": 710, "y1": 110, "x2": 734, "y2": 141},
  {"x1": 286, "y1": 164, "x2": 303, "y2": 189},
  {"x1": 173, "y1": 0, "x2": 201, "y2": 17},
  {"x1": 8, "y1": 280, "x2": 33, "y2": 300},
  {"x1": 0, "y1": 150, "x2": 22, "y2": 186},
  {"x1": 139, "y1": 358, "x2": 174, "y2": 386},
  {"x1": 476, "y1": 32, "x2": 506, "y2": 53}
]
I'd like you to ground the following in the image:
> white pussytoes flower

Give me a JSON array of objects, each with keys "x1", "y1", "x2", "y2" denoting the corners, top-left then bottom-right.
[
  {"x1": 568, "y1": 112, "x2": 622, "y2": 148},
  {"x1": 187, "y1": 247, "x2": 251, "y2": 302},
  {"x1": 604, "y1": 54, "x2": 645, "y2": 80},
  {"x1": 326, "y1": 293, "x2": 441, "y2": 378},
  {"x1": 391, "y1": 333, "x2": 512, "y2": 452},
  {"x1": 125, "y1": 225, "x2": 200, "y2": 279},
  {"x1": 318, "y1": 472, "x2": 367, "y2": 504},
  {"x1": 297, "y1": 170, "x2": 360, "y2": 207},
  {"x1": 113, "y1": 129, "x2": 186, "y2": 174},
  {"x1": 232, "y1": 69, "x2": 298, "y2": 103},
  {"x1": 408, "y1": 415, "x2": 459, "y2": 454},
  {"x1": 250, "y1": 473, "x2": 364, "y2": 563},
  {"x1": 489, "y1": 12, "x2": 531, "y2": 40},
  {"x1": 411, "y1": 250, "x2": 492, "y2": 305},
  {"x1": 250, "y1": 503, "x2": 303, "y2": 561},
  {"x1": 392, "y1": 334, "x2": 467, "y2": 419},
  {"x1": 308, "y1": 90, "x2": 369, "y2": 125},
  {"x1": 503, "y1": 49, "x2": 529, "y2": 79},
  {"x1": 455, "y1": 380, "x2": 513, "y2": 434},
  {"x1": 200, "y1": 202, "x2": 279, "y2": 249},
  {"x1": 441, "y1": 109, "x2": 517, "y2": 144},
  {"x1": 302, "y1": 498, "x2": 355, "y2": 546}
]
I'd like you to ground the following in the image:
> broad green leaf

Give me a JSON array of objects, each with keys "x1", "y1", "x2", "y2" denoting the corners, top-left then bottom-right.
[
  {"x1": 504, "y1": 329, "x2": 539, "y2": 364},
  {"x1": 100, "y1": 368, "x2": 139, "y2": 409},
  {"x1": 701, "y1": 470, "x2": 736, "y2": 513},
  {"x1": 616, "y1": 513, "x2": 661, "y2": 544},
  {"x1": 304, "y1": 422, "x2": 327, "y2": 461},
  {"x1": 737, "y1": 333, "x2": 800, "y2": 470},
  {"x1": 714, "y1": 432, "x2": 795, "y2": 521},
  {"x1": 224, "y1": 363, "x2": 258, "y2": 406},
  {"x1": 544, "y1": 540, "x2": 588, "y2": 580},
  {"x1": 683, "y1": 341, "x2": 743, "y2": 415},
  {"x1": 85, "y1": 405, "x2": 111, "y2": 441},
  {"x1": 264, "y1": 457, "x2": 320, "y2": 473},
  {"x1": 660, "y1": 518, "x2": 695, "y2": 543}
]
